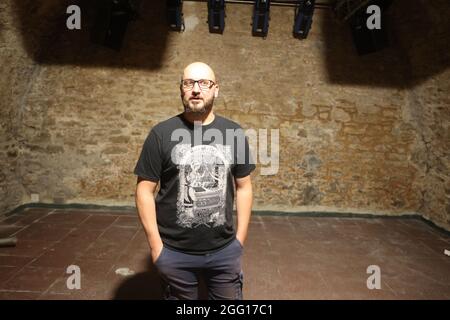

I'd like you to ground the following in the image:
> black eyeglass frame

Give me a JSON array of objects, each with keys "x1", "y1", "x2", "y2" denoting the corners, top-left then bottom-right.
[{"x1": 180, "y1": 79, "x2": 216, "y2": 91}]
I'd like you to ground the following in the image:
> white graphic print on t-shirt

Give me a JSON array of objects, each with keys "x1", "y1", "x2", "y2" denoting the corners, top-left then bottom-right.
[{"x1": 172, "y1": 144, "x2": 232, "y2": 228}]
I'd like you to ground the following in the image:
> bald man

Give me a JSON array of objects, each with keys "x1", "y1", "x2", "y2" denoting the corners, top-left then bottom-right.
[{"x1": 134, "y1": 62, "x2": 255, "y2": 300}]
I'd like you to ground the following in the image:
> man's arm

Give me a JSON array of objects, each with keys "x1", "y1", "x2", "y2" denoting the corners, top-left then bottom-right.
[
  {"x1": 235, "y1": 175, "x2": 253, "y2": 247},
  {"x1": 135, "y1": 177, "x2": 163, "y2": 263}
]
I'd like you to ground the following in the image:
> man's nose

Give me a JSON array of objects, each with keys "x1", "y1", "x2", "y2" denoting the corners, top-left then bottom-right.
[{"x1": 192, "y1": 81, "x2": 201, "y2": 93}]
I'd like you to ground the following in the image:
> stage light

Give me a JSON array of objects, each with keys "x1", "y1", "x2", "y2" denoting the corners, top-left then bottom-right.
[
  {"x1": 167, "y1": 0, "x2": 185, "y2": 31},
  {"x1": 334, "y1": 0, "x2": 393, "y2": 55},
  {"x1": 91, "y1": 0, "x2": 140, "y2": 50},
  {"x1": 349, "y1": 9, "x2": 388, "y2": 55},
  {"x1": 252, "y1": 0, "x2": 271, "y2": 37},
  {"x1": 293, "y1": 0, "x2": 316, "y2": 39},
  {"x1": 208, "y1": 0, "x2": 226, "y2": 34}
]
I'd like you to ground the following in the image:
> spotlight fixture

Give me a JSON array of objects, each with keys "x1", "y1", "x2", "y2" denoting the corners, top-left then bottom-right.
[
  {"x1": 208, "y1": 0, "x2": 226, "y2": 33},
  {"x1": 334, "y1": 0, "x2": 393, "y2": 55},
  {"x1": 167, "y1": 0, "x2": 185, "y2": 31},
  {"x1": 293, "y1": 0, "x2": 316, "y2": 39},
  {"x1": 252, "y1": 0, "x2": 271, "y2": 37},
  {"x1": 91, "y1": 0, "x2": 140, "y2": 50},
  {"x1": 349, "y1": 0, "x2": 393, "y2": 55}
]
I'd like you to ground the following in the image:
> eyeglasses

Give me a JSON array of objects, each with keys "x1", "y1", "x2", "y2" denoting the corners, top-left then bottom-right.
[{"x1": 181, "y1": 79, "x2": 216, "y2": 91}]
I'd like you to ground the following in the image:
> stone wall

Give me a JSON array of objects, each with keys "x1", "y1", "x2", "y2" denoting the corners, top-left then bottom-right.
[
  {"x1": 0, "y1": 1, "x2": 38, "y2": 214},
  {"x1": 0, "y1": 0, "x2": 71, "y2": 214},
  {"x1": 392, "y1": 0, "x2": 450, "y2": 229},
  {"x1": 1, "y1": 0, "x2": 448, "y2": 230}
]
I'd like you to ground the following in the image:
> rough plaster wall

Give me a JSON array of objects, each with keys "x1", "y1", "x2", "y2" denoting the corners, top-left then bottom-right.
[
  {"x1": 392, "y1": 0, "x2": 450, "y2": 230},
  {"x1": 1, "y1": 1, "x2": 448, "y2": 230},
  {"x1": 0, "y1": 1, "x2": 48, "y2": 214},
  {"x1": 0, "y1": 0, "x2": 69, "y2": 214}
]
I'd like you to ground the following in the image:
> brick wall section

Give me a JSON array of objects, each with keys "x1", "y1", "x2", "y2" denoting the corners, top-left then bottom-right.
[
  {"x1": 1, "y1": 1, "x2": 448, "y2": 230},
  {"x1": 0, "y1": 0, "x2": 69, "y2": 214},
  {"x1": 392, "y1": 0, "x2": 450, "y2": 229},
  {"x1": 0, "y1": 1, "x2": 36, "y2": 214}
]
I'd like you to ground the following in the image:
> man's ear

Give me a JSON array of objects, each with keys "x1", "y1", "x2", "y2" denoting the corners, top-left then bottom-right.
[{"x1": 214, "y1": 91, "x2": 219, "y2": 98}]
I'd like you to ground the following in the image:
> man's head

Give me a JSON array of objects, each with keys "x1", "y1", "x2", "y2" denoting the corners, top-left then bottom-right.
[{"x1": 180, "y1": 62, "x2": 219, "y2": 114}]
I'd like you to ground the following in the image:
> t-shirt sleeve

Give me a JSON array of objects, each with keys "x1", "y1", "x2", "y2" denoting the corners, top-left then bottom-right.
[
  {"x1": 133, "y1": 129, "x2": 162, "y2": 182},
  {"x1": 232, "y1": 130, "x2": 256, "y2": 178}
]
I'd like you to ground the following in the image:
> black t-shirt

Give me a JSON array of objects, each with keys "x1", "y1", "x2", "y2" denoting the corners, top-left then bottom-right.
[{"x1": 134, "y1": 113, "x2": 256, "y2": 254}]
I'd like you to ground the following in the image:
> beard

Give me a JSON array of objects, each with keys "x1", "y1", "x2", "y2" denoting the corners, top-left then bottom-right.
[{"x1": 183, "y1": 95, "x2": 215, "y2": 114}]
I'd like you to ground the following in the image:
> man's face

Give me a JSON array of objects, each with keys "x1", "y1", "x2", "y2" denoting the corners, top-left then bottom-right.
[{"x1": 180, "y1": 64, "x2": 219, "y2": 114}]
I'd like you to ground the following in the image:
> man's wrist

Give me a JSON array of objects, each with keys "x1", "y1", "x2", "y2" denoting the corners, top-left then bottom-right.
[{"x1": 235, "y1": 234, "x2": 245, "y2": 246}]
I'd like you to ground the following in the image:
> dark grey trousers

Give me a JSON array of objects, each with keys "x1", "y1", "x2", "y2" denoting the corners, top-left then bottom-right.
[{"x1": 154, "y1": 238, "x2": 244, "y2": 300}]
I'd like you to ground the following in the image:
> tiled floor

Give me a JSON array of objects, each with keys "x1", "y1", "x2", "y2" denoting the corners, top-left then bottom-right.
[{"x1": 0, "y1": 207, "x2": 449, "y2": 300}]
